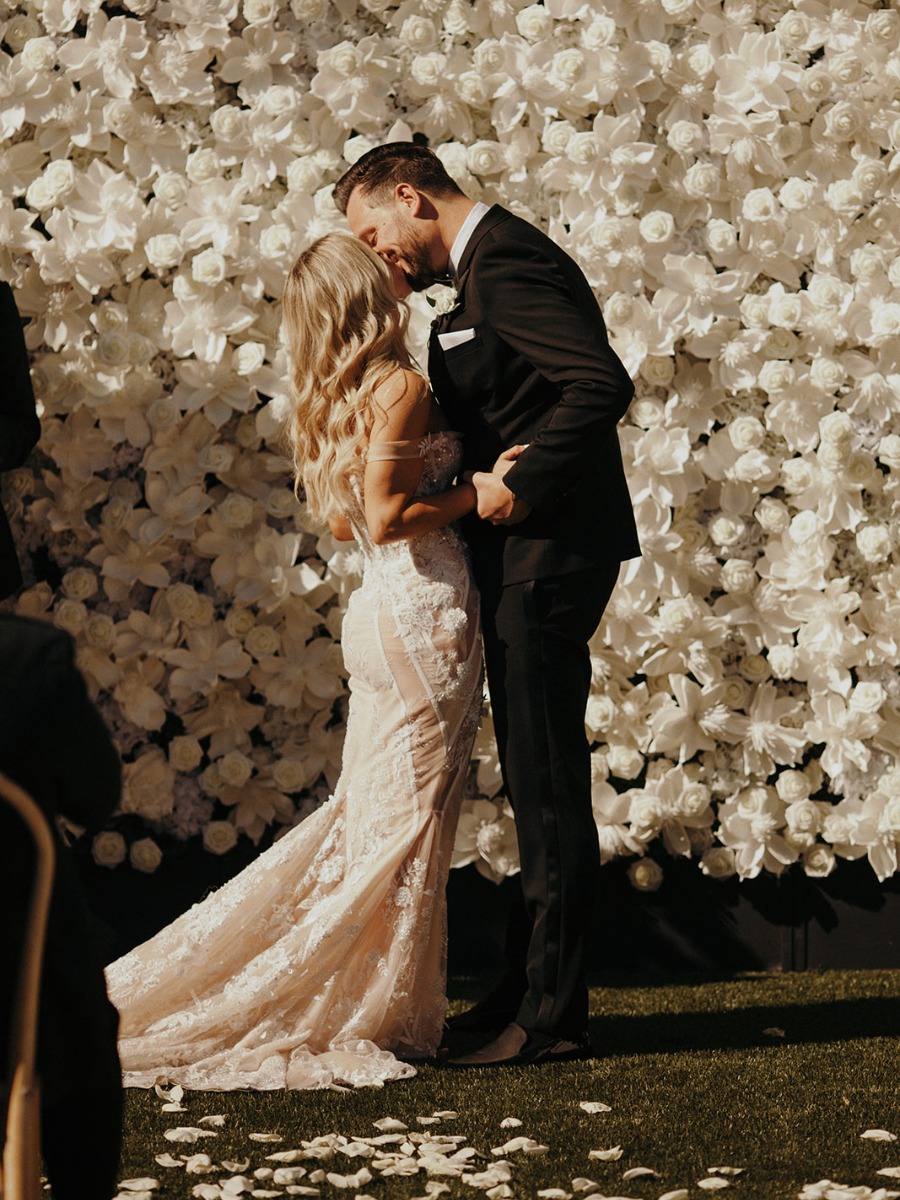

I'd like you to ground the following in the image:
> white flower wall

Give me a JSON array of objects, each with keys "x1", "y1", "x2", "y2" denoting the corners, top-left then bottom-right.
[{"x1": 1, "y1": 0, "x2": 899, "y2": 886}]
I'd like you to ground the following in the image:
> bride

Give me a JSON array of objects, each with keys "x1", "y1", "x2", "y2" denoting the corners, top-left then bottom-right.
[{"x1": 106, "y1": 233, "x2": 486, "y2": 1090}]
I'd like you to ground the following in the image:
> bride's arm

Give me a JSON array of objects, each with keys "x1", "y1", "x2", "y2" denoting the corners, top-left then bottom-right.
[
  {"x1": 364, "y1": 368, "x2": 476, "y2": 546},
  {"x1": 328, "y1": 515, "x2": 356, "y2": 541}
]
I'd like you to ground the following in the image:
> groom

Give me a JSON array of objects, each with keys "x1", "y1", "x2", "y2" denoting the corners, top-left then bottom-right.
[{"x1": 334, "y1": 143, "x2": 640, "y2": 1066}]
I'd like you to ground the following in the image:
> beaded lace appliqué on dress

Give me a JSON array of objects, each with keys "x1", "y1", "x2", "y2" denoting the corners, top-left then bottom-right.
[{"x1": 105, "y1": 432, "x2": 482, "y2": 1091}]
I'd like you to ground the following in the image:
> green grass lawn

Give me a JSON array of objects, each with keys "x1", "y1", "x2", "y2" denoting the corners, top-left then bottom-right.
[{"x1": 117, "y1": 970, "x2": 900, "y2": 1200}]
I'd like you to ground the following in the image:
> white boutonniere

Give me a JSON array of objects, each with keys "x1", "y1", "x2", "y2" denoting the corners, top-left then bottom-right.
[{"x1": 426, "y1": 283, "x2": 459, "y2": 316}]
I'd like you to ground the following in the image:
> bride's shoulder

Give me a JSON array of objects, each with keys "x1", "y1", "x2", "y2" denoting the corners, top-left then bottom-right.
[{"x1": 369, "y1": 366, "x2": 432, "y2": 443}]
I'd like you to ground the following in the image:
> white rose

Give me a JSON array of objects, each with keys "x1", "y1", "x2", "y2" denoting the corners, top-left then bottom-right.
[
  {"x1": 803, "y1": 845, "x2": 836, "y2": 878},
  {"x1": 552, "y1": 48, "x2": 587, "y2": 85},
  {"x1": 720, "y1": 559, "x2": 756, "y2": 594},
  {"x1": 92, "y1": 831, "x2": 127, "y2": 868},
  {"x1": 604, "y1": 293, "x2": 634, "y2": 326},
  {"x1": 192, "y1": 249, "x2": 227, "y2": 286},
  {"x1": 42, "y1": 159, "x2": 75, "y2": 203},
  {"x1": 824, "y1": 102, "x2": 861, "y2": 141},
  {"x1": 225, "y1": 607, "x2": 256, "y2": 638},
  {"x1": 706, "y1": 219, "x2": 737, "y2": 256},
  {"x1": 585, "y1": 693, "x2": 616, "y2": 734},
  {"x1": 218, "y1": 750, "x2": 253, "y2": 788},
  {"x1": 789, "y1": 511, "x2": 821, "y2": 544},
  {"x1": 757, "y1": 360, "x2": 795, "y2": 393},
  {"x1": 4, "y1": 13, "x2": 42, "y2": 51},
  {"x1": 877, "y1": 434, "x2": 900, "y2": 471},
  {"x1": 856, "y1": 524, "x2": 892, "y2": 563},
  {"x1": 244, "y1": 0, "x2": 279, "y2": 20},
  {"x1": 95, "y1": 332, "x2": 131, "y2": 368},
  {"x1": 607, "y1": 745, "x2": 644, "y2": 779},
  {"x1": 785, "y1": 799, "x2": 821, "y2": 836},
  {"x1": 582, "y1": 14, "x2": 616, "y2": 47},
  {"x1": 729, "y1": 415, "x2": 765, "y2": 450},
  {"x1": 232, "y1": 342, "x2": 267, "y2": 376},
  {"x1": 410, "y1": 52, "x2": 445, "y2": 88},
  {"x1": 245, "y1": 625, "x2": 281, "y2": 657},
  {"x1": 455, "y1": 70, "x2": 487, "y2": 106},
  {"x1": 20, "y1": 34, "x2": 56, "y2": 69},
  {"x1": 62, "y1": 568, "x2": 98, "y2": 601},
  {"x1": 271, "y1": 758, "x2": 305, "y2": 792},
  {"x1": 203, "y1": 820, "x2": 239, "y2": 854},
  {"x1": 473, "y1": 39, "x2": 505, "y2": 73},
  {"x1": 866, "y1": 9, "x2": 900, "y2": 43},
  {"x1": 185, "y1": 148, "x2": 220, "y2": 184},
  {"x1": 516, "y1": 3, "x2": 553, "y2": 40},
  {"x1": 219, "y1": 494, "x2": 256, "y2": 529},
  {"x1": 740, "y1": 294, "x2": 770, "y2": 329},
  {"x1": 844, "y1": 452, "x2": 876, "y2": 488},
  {"x1": 130, "y1": 837, "x2": 163, "y2": 874},
  {"x1": 640, "y1": 356, "x2": 675, "y2": 386},
  {"x1": 467, "y1": 141, "x2": 504, "y2": 176},
  {"x1": 769, "y1": 293, "x2": 803, "y2": 328},
  {"x1": 700, "y1": 847, "x2": 736, "y2": 879},
  {"x1": 779, "y1": 177, "x2": 814, "y2": 211},
  {"x1": 210, "y1": 105, "x2": 245, "y2": 142},
  {"x1": 739, "y1": 654, "x2": 769, "y2": 683},
  {"x1": 849, "y1": 682, "x2": 885, "y2": 715},
  {"x1": 169, "y1": 736, "x2": 204, "y2": 772},
  {"x1": 123, "y1": 753, "x2": 175, "y2": 821},
  {"x1": 768, "y1": 328, "x2": 799, "y2": 358},
  {"x1": 736, "y1": 785, "x2": 770, "y2": 818},
  {"x1": 639, "y1": 211, "x2": 675, "y2": 245},
  {"x1": 154, "y1": 173, "x2": 189, "y2": 207},
  {"x1": 682, "y1": 162, "x2": 719, "y2": 199},
  {"x1": 709, "y1": 515, "x2": 744, "y2": 547},
  {"x1": 265, "y1": 488, "x2": 298, "y2": 518},
  {"x1": 147, "y1": 397, "x2": 180, "y2": 431},
  {"x1": 809, "y1": 357, "x2": 845, "y2": 391},
  {"x1": 54, "y1": 599, "x2": 87, "y2": 634},
  {"x1": 145, "y1": 234, "x2": 183, "y2": 270},
  {"x1": 742, "y1": 188, "x2": 779, "y2": 222},
  {"x1": 629, "y1": 795, "x2": 664, "y2": 831},
  {"x1": 399, "y1": 14, "x2": 437, "y2": 50},
  {"x1": 542, "y1": 121, "x2": 575, "y2": 156},
  {"x1": 853, "y1": 159, "x2": 887, "y2": 200},
  {"x1": 628, "y1": 858, "x2": 663, "y2": 892},
  {"x1": 292, "y1": 0, "x2": 328, "y2": 16},
  {"x1": 85, "y1": 613, "x2": 115, "y2": 650},
  {"x1": 287, "y1": 157, "x2": 322, "y2": 192},
  {"x1": 768, "y1": 645, "x2": 796, "y2": 679},
  {"x1": 666, "y1": 121, "x2": 703, "y2": 155},
  {"x1": 658, "y1": 596, "x2": 695, "y2": 635},
  {"x1": 781, "y1": 458, "x2": 814, "y2": 492},
  {"x1": 631, "y1": 397, "x2": 664, "y2": 428},
  {"x1": 776, "y1": 770, "x2": 811, "y2": 803},
  {"x1": 678, "y1": 782, "x2": 711, "y2": 819},
  {"x1": 721, "y1": 678, "x2": 749, "y2": 709},
  {"x1": 567, "y1": 132, "x2": 601, "y2": 166}
]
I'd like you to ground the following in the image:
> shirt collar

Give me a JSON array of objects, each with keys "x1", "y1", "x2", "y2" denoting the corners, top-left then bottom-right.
[{"x1": 448, "y1": 201, "x2": 490, "y2": 278}]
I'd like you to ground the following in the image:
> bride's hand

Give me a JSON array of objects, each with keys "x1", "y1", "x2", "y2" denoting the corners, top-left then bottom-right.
[{"x1": 491, "y1": 444, "x2": 528, "y2": 476}]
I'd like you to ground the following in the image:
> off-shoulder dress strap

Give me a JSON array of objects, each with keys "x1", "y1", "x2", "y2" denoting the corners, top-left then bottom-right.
[{"x1": 366, "y1": 438, "x2": 424, "y2": 463}]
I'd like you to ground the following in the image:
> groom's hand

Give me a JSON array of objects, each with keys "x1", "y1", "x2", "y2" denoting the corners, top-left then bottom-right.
[{"x1": 471, "y1": 471, "x2": 532, "y2": 525}]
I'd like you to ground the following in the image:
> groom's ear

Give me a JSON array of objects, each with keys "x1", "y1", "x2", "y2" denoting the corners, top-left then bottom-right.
[{"x1": 395, "y1": 183, "x2": 436, "y2": 220}]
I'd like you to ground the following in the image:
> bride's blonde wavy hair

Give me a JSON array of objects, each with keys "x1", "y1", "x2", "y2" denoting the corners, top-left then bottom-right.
[{"x1": 282, "y1": 233, "x2": 415, "y2": 520}]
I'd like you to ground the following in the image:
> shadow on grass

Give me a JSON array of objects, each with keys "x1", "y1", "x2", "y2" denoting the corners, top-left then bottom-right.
[{"x1": 588, "y1": 995, "x2": 900, "y2": 1057}]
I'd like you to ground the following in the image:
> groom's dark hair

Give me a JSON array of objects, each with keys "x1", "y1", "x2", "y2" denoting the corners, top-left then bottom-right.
[{"x1": 333, "y1": 142, "x2": 464, "y2": 214}]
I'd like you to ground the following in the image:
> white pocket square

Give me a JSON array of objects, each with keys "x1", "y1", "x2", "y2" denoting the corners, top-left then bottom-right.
[{"x1": 437, "y1": 328, "x2": 476, "y2": 350}]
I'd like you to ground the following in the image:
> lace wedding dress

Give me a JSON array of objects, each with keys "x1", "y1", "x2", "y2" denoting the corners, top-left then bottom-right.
[{"x1": 106, "y1": 432, "x2": 482, "y2": 1090}]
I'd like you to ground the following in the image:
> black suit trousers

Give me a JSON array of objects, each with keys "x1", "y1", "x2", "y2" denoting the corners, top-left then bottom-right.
[{"x1": 479, "y1": 562, "x2": 620, "y2": 1038}]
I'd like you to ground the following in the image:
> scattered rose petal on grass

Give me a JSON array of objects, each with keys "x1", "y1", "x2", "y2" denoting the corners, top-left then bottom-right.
[
  {"x1": 485, "y1": 1185, "x2": 515, "y2": 1199},
  {"x1": 155, "y1": 1154, "x2": 184, "y2": 1168},
  {"x1": 433, "y1": 1112, "x2": 458, "y2": 1120},
  {"x1": 659, "y1": 1191, "x2": 690, "y2": 1200},
  {"x1": 285, "y1": 1188, "x2": 320, "y2": 1196},
  {"x1": 623, "y1": 1167, "x2": 658, "y2": 1179},
  {"x1": 253, "y1": 1168, "x2": 274, "y2": 1179},
  {"x1": 500, "y1": 1118, "x2": 523, "y2": 1128},
  {"x1": 155, "y1": 1084, "x2": 185, "y2": 1104},
  {"x1": 878, "y1": 1169, "x2": 900, "y2": 1178},
  {"x1": 589, "y1": 1147, "x2": 624, "y2": 1161},
  {"x1": 267, "y1": 1152, "x2": 305, "y2": 1163},
  {"x1": 763, "y1": 1027, "x2": 786, "y2": 1038},
  {"x1": 580, "y1": 1103, "x2": 612, "y2": 1114},
  {"x1": 463, "y1": 1162, "x2": 513, "y2": 1189},
  {"x1": 708, "y1": 1167, "x2": 745, "y2": 1175},
  {"x1": 184, "y1": 1155, "x2": 216, "y2": 1174},
  {"x1": 221, "y1": 1160, "x2": 251, "y2": 1172},
  {"x1": 272, "y1": 1168, "x2": 307, "y2": 1185},
  {"x1": 697, "y1": 1179, "x2": 730, "y2": 1190},
  {"x1": 200, "y1": 1115, "x2": 227, "y2": 1126},
  {"x1": 492, "y1": 1137, "x2": 548, "y2": 1155},
  {"x1": 165, "y1": 1128, "x2": 219, "y2": 1143},
  {"x1": 326, "y1": 1168, "x2": 373, "y2": 1189},
  {"x1": 250, "y1": 1191, "x2": 282, "y2": 1198},
  {"x1": 249, "y1": 1133, "x2": 283, "y2": 1143},
  {"x1": 799, "y1": 1185, "x2": 900, "y2": 1200},
  {"x1": 221, "y1": 1179, "x2": 251, "y2": 1195},
  {"x1": 373, "y1": 1119, "x2": 408, "y2": 1132},
  {"x1": 571, "y1": 1178, "x2": 601, "y2": 1194},
  {"x1": 118, "y1": 1185, "x2": 160, "y2": 1194},
  {"x1": 537, "y1": 1190, "x2": 572, "y2": 1199},
  {"x1": 162, "y1": 1102, "x2": 188, "y2": 1111},
  {"x1": 418, "y1": 1117, "x2": 441, "y2": 1125},
  {"x1": 862, "y1": 1131, "x2": 898, "y2": 1142},
  {"x1": 191, "y1": 1187, "x2": 221, "y2": 1200}
]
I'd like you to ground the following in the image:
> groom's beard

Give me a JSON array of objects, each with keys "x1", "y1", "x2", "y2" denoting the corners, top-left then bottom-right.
[{"x1": 393, "y1": 224, "x2": 441, "y2": 292}]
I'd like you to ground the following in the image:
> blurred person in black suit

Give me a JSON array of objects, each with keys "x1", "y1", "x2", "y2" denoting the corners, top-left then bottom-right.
[
  {"x1": 0, "y1": 614, "x2": 123, "y2": 1199},
  {"x1": 0, "y1": 281, "x2": 40, "y2": 600}
]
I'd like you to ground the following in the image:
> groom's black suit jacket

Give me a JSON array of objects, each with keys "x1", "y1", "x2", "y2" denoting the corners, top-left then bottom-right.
[
  {"x1": 0, "y1": 281, "x2": 41, "y2": 599},
  {"x1": 427, "y1": 205, "x2": 640, "y2": 587}
]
